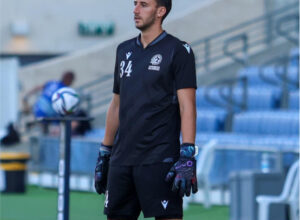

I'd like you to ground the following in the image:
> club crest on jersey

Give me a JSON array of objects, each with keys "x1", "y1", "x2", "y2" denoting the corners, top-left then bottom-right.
[
  {"x1": 148, "y1": 54, "x2": 162, "y2": 71},
  {"x1": 126, "y1": 51, "x2": 132, "y2": 60},
  {"x1": 183, "y1": 43, "x2": 191, "y2": 54},
  {"x1": 150, "y1": 54, "x2": 162, "y2": 65}
]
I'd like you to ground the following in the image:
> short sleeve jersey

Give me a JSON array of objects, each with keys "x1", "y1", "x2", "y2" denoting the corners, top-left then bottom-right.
[{"x1": 111, "y1": 31, "x2": 197, "y2": 166}]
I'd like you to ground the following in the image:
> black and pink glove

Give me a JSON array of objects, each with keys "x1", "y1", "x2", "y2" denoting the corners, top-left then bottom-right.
[{"x1": 165, "y1": 143, "x2": 198, "y2": 197}]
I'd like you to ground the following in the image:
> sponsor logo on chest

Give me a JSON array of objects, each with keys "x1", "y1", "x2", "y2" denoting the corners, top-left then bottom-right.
[
  {"x1": 148, "y1": 54, "x2": 162, "y2": 71},
  {"x1": 161, "y1": 200, "x2": 169, "y2": 210}
]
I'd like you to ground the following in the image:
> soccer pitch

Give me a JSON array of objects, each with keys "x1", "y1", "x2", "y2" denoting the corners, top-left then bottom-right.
[{"x1": 0, "y1": 186, "x2": 229, "y2": 220}]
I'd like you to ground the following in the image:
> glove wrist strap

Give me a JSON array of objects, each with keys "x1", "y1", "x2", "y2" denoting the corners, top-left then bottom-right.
[
  {"x1": 100, "y1": 143, "x2": 112, "y2": 156},
  {"x1": 180, "y1": 143, "x2": 197, "y2": 158}
]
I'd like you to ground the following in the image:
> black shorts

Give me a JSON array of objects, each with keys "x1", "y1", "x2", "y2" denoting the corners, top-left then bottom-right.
[{"x1": 104, "y1": 163, "x2": 183, "y2": 219}]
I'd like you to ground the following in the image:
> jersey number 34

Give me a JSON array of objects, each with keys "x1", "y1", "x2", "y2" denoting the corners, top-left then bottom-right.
[{"x1": 120, "y1": 60, "x2": 132, "y2": 78}]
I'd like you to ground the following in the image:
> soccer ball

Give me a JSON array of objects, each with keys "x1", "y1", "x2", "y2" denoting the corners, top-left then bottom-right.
[{"x1": 51, "y1": 87, "x2": 80, "y2": 116}]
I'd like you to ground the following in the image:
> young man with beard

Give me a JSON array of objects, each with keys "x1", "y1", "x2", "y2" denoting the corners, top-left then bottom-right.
[{"x1": 95, "y1": 0, "x2": 198, "y2": 219}]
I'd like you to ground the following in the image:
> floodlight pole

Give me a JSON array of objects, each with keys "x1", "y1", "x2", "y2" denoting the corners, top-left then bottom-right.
[{"x1": 38, "y1": 117, "x2": 93, "y2": 220}]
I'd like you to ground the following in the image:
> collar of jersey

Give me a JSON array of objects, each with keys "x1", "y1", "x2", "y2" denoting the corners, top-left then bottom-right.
[{"x1": 136, "y1": 31, "x2": 167, "y2": 48}]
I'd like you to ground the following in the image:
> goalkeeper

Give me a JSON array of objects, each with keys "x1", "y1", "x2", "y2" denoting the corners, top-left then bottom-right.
[{"x1": 95, "y1": 0, "x2": 197, "y2": 219}]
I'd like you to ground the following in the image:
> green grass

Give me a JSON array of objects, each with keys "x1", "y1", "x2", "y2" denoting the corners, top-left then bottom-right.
[{"x1": 0, "y1": 186, "x2": 229, "y2": 220}]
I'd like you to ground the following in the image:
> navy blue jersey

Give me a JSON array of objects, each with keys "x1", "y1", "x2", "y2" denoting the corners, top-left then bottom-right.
[{"x1": 111, "y1": 31, "x2": 197, "y2": 165}]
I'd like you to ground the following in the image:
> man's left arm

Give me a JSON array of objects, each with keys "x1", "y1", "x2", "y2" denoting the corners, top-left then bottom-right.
[
  {"x1": 165, "y1": 88, "x2": 198, "y2": 197},
  {"x1": 177, "y1": 88, "x2": 196, "y2": 144},
  {"x1": 165, "y1": 42, "x2": 198, "y2": 196}
]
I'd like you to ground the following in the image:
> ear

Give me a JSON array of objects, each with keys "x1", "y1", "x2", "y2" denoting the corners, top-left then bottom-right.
[{"x1": 157, "y1": 6, "x2": 166, "y2": 18}]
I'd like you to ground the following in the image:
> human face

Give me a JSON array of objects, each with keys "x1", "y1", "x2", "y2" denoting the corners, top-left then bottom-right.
[{"x1": 133, "y1": 0, "x2": 159, "y2": 31}]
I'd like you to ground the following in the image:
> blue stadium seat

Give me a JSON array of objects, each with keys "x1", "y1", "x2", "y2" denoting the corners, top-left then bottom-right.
[
  {"x1": 289, "y1": 90, "x2": 299, "y2": 109},
  {"x1": 233, "y1": 87, "x2": 278, "y2": 110},
  {"x1": 196, "y1": 87, "x2": 226, "y2": 109},
  {"x1": 196, "y1": 132, "x2": 299, "y2": 150},
  {"x1": 232, "y1": 111, "x2": 299, "y2": 136},
  {"x1": 289, "y1": 47, "x2": 299, "y2": 67},
  {"x1": 196, "y1": 87, "x2": 278, "y2": 111},
  {"x1": 196, "y1": 110, "x2": 227, "y2": 132},
  {"x1": 238, "y1": 66, "x2": 298, "y2": 91},
  {"x1": 238, "y1": 66, "x2": 281, "y2": 87},
  {"x1": 195, "y1": 132, "x2": 299, "y2": 185}
]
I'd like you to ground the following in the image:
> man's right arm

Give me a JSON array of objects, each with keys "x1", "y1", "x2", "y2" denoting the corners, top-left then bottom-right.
[{"x1": 102, "y1": 94, "x2": 120, "y2": 146}]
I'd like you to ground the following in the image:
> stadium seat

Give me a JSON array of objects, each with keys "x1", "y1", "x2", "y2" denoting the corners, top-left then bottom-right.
[
  {"x1": 196, "y1": 87, "x2": 278, "y2": 111},
  {"x1": 238, "y1": 65, "x2": 298, "y2": 91},
  {"x1": 196, "y1": 110, "x2": 227, "y2": 132},
  {"x1": 232, "y1": 111, "x2": 299, "y2": 136},
  {"x1": 233, "y1": 87, "x2": 278, "y2": 110},
  {"x1": 289, "y1": 90, "x2": 299, "y2": 109},
  {"x1": 195, "y1": 132, "x2": 299, "y2": 186},
  {"x1": 256, "y1": 160, "x2": 299, "y2": 220},
  {"x1": 196, "y1": 133, "x2": 299, "y2": 150},
  {"x1": 238, "y1": 66, "x2": 281, "y2": 87},
  {"x1": 289, "y1": 47, "x2": 299, "y2": 67},
  {"x1": 196, "y1": 87, "x2": 226, "y2": 109}
]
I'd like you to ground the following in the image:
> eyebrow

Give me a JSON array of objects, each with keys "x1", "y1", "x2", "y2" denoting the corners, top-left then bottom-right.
[{"x1": 134, "y1": 0, "x2": 149, "y2": 5}]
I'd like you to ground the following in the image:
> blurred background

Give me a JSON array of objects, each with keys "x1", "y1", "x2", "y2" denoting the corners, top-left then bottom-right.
[{"x1": 0, "y1": 0, "x2": 299, "y2": 219}]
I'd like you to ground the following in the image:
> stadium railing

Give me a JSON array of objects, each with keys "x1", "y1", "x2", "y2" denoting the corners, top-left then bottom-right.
[{"x1": 191, "y1": 1, "x2": 299, "y2": 74}]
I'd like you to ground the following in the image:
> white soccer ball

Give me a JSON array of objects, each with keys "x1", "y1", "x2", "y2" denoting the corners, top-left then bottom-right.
[{"x1": 51, "y1": 87, "x2": 80, "y2": 116}]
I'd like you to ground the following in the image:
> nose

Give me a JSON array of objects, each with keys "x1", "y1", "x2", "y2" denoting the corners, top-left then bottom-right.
[{"x1": 134, "y1": 4, "x2": 140, "y2": 15}]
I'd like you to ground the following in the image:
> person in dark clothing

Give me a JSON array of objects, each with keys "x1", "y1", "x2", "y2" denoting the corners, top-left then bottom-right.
[
  {"x1": 94, "y1": 1, "x2": 198, "y2": 219},
  {"x1": 1, "y1": 123, "x2": 20, "y2": 146}
]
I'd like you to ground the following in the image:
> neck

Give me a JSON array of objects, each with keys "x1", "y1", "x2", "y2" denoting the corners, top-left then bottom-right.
[{"x1": 140, "y1": 25, "x2": 163, "y2": 48}]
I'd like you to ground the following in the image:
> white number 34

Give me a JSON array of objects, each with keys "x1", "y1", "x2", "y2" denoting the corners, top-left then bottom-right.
[{"x1": 120, "y1": 60, "x2": 132, "y2": 78}]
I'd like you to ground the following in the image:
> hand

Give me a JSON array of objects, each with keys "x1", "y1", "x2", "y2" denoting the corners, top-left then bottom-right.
[
  {"x1": 94, "y1": 143, "x2": 112, "y2": 194},
  {"x1": 165, "y1": 144, "x2": 198, "y2": 197}
]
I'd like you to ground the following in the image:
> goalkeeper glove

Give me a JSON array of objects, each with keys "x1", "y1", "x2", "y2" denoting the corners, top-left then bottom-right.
[
  {"x1": 94, "y1": 143, "x2": 112, "y2": 194},
  {"x1": 165, "y1": 143, "x2": 198, "y2": 197}
]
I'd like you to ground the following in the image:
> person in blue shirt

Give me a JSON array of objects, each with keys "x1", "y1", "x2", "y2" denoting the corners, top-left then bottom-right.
[{"x1": 23, "y1": 71, "x2": 75, "y2": 118}]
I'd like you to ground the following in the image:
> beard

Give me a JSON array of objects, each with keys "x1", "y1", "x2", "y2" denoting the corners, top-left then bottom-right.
[{"x1": 135, "y1": 13, "x2": 156, "y2": 31}]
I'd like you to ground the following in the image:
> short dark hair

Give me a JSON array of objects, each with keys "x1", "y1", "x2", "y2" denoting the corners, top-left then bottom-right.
[
  {"x1": 156, "y1": 0, "x2": 172, "y2": 23},
  {"x1": 62, "y1": 71, "x2": 75, "y2": 86}
]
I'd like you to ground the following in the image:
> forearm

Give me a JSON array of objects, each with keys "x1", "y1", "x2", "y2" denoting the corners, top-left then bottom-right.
[
  {"x1": 177, "y1": 88, "x2": 196, "y2": 144},
  {"x1": 102, "y1": 96, "x2": 120, "y2": 146},
  {"x1": 180, "y1": 103, "x2": 196, "y2": 144},
  {"x1": 167, "y1": 95, "x2": 198, "y2": 196}
]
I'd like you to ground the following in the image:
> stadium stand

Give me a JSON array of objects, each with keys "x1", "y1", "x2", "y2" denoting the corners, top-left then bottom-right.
[{"x1": 194, "y1": 45, "x2": 299, "y2": 186}]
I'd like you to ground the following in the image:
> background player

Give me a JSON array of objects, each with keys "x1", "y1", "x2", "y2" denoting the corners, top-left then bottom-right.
[
  {"x1": 22, "y1": 71, "x2": 75, "y2": 134},
  {"x1": 23, "y1": 71, "x2": 75, "y2": 118},
  {"x1": 95, "y1": 0, "x2": 198, "y2": 219}
]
